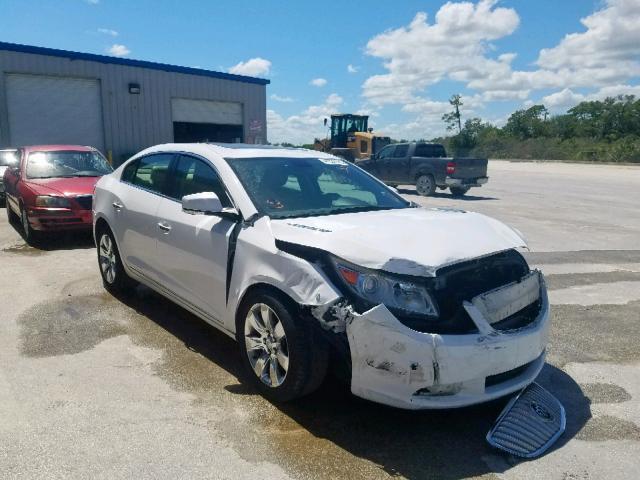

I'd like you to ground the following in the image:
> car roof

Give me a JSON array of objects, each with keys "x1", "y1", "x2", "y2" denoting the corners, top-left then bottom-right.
[
  {"x1": 138, "y1": 143, "x2": 339, "y2": 160},
  {"x1": 22, "y1": 145, "x2": 96, "y2": 153}
]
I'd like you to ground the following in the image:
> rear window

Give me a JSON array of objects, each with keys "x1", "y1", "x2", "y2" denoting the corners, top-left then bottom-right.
[{"x1": 415, "y1": 144, "x2": 447, "y2": 157}]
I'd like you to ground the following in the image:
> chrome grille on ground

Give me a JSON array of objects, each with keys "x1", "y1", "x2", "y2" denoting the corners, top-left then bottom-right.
[
  {"x1": 75, "y1": 195, "x2": 93, "y2": 210},
  {"x1": 486, "y1": 382, "x2": 565, "y2": 458}
]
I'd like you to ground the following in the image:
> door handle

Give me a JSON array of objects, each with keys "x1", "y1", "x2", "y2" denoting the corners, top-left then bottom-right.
[
  {"x1": 112, "y1": 201, "x2": 124, "y2": 210},
  {"x1": 157, "y1": 221, "x2": 172, "y2": 233}
]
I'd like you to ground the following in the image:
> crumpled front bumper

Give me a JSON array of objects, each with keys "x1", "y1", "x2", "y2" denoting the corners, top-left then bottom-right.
[{"x1": 346, "y1": 271, "x2": 549, "y2": 409}]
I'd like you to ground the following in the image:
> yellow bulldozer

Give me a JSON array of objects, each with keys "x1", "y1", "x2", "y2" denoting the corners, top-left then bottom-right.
[{"x1": 314, "y1": 114, "x2": 390, "y2": 162}]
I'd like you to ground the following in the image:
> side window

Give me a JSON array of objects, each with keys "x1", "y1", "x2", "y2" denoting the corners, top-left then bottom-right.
[
  {"x1": 129, "y1": 154, "x2": 174, "y2": 195},
  {"x1": 172, "y1": 155, "x2": 232, "y2": 208},
  {"x1": 377, "y1": 145, "x2": 394, "y2": 160},
  {"x1": 121, "y1": 159, "x2": 138, "y2": 183},
  {"x1": 393, "y1": 144, "x2": 409, "y2": 158}
]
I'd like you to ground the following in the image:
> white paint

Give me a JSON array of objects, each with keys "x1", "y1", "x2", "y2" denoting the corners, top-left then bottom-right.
[
  {"x1": 548, "y1": 281, "x2": 640, "y2": 305},
  {"x1": 270, "y1": 208, "x2": 527, "y2": 277},
  {"x1": 346, "y1": 296, "x2": 549, "y2": 409}
]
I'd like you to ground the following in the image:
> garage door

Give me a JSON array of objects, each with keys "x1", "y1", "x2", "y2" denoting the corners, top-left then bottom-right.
[
  {"x1": 6, "y1": 74, "x2": 104, "y2": 151},
  {"x1": 171, "y1": 98, "x2": 243, "y2": 125}
]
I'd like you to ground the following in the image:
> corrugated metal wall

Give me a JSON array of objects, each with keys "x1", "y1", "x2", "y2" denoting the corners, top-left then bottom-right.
[{"x1": 0, "y1": 49, "x2": 267, "y2": 164}]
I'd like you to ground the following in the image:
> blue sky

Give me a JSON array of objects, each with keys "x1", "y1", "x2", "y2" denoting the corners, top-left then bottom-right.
[{"x1": 3, "y1": 0, "x2": 639, "y2": 144}]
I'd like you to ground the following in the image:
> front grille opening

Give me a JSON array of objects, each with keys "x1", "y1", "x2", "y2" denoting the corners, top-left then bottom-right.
[
  {"x1": 485, "y1": 359, "x2": 534, "y2": 388},
  {"x1": 491, "y1": 300, "x2": 542, "y2": 331},
  {"x1": 404, "y1": 249, "x2": 531, "y2": 335}
]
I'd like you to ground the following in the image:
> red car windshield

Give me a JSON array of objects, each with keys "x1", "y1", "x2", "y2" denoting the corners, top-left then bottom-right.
[{"x1": 26, "y1": 150, "x2": 113, "y2": 179}]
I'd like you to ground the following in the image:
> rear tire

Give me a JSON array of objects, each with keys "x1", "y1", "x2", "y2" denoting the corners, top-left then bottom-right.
[
  {"x1": 416, "y1": 174, "x2": 436, "y2": 196},
  {"x1": 96, "y1": 227, "x2": 136, "y2": 293},
  {"x1": 450, "y1": 186, "x2": 470, "y2": 197},
  {"x1": 236, "y1": 289, "x2": 328, "y2": 402}
]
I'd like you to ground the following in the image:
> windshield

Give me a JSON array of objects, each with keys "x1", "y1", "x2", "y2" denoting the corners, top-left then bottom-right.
[
  {"x1": 226, "y1": 156, "x2": 410, "y2": 219},
  {"x1": 26, "y1": 150, "x2": 113, "y2": 179},
  {"x1": 0, "y1": 151, "x2": 17, "y2": 167}
]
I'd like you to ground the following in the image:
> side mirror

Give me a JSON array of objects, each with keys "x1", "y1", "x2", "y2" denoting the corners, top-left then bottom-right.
[{"x1": 182, "y1": 192, "x2": 239, "y2": 220}]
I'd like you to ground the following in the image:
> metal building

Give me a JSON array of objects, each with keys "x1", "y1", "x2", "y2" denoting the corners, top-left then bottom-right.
[{"x1": 0, "y1": 42, "x2": 269, "y2": 164}]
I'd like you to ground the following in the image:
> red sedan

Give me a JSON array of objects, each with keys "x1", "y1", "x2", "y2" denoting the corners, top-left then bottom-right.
[{"x1": 3, "y1": 145, "x2": 113, "y2": 242}]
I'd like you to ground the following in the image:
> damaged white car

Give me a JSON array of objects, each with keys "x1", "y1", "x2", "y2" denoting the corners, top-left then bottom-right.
[{"x1": 93, "y1": 144, "x2": 549, "y2": 409}]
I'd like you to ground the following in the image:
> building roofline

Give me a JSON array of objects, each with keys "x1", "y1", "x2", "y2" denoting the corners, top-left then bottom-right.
[{"x1": 0, "y1": 41, "x2": 271, "y2": 86}]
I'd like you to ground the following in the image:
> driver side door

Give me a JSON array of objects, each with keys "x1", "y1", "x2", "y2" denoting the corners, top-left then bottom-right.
[{"x1": 372, "y1": 145, "x2": 395, "y2": 182}]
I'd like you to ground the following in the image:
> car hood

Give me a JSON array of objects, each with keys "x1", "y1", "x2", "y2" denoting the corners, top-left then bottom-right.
[
  {"x1": 270, "y1": 207, "x2": 527, "y2": 276},
  {"x1": 25, "y1": 176, "x2": 101, "y2": 196}
]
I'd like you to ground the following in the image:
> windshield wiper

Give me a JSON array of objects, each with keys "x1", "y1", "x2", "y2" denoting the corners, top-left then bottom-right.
[{"x1": 274, "y1": 205, "x2": 401, "y2": 219}]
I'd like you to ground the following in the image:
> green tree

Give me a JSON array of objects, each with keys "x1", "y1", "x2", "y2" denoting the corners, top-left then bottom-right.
[
  {"x1": 442, "y1": 94, "x2": 463, "y2": 133},
  {"x1": 504, "y1": 105, "x2": 549, "y2": 139}
]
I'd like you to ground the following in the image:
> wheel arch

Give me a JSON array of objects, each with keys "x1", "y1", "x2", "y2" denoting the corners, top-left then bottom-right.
[
  {"x1": 414, "y1": 170, "x2": 435, "y2": 181},
  {"x1": 234, "y1": 282, "x2": 301, "y2": 331}
]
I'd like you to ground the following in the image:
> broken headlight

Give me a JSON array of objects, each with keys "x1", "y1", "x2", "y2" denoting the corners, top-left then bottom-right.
[{"x1": 331, "y1": 257, "x2": 439, "y2": 317}]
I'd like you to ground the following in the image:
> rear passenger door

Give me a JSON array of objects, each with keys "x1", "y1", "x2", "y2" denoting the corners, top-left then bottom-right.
[
  {"x1": 114, "y1": 153, "x2": 175, "y2": 283},
  {"x1": 154, "y1": 154, "x2": 236, "y2": 324}
]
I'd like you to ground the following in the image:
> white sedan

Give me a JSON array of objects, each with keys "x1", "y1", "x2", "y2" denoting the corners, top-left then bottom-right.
[{"x1": 93, "y1": 144, "x2": 549, "y2": 409}]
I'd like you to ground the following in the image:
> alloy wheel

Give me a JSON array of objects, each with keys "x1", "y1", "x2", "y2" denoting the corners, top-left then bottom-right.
[
  {"x1": 98, "y1": 233, "x2": 117, "y2": 284},
  {"x1": 244, "y1": 303, "x2": 289, "y2": 388}
]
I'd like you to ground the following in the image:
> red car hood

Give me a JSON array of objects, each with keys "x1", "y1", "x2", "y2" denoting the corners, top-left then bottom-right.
[{"x1": 26, "y1": 176, "x2": 101, "y2": 196}]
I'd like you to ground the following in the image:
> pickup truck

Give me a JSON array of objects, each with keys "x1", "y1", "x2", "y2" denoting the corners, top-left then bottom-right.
[{"x1": 357, "y1": 142, "x2": 489, "y2": 196}]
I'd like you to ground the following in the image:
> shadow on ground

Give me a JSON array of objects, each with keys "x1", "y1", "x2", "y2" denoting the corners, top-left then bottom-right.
[
  {"x1": 110, "y1": 286, "x2": 590, "y2": 480},
  {"x1": 4, "y1": 213, "x2": 94, "y2": 252},
  {"x1": 397, "y1": 187, "x2": 498, "y2": 202}
]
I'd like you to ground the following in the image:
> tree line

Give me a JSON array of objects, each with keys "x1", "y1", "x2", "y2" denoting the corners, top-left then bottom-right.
[{"x1": 433, "y1": 94, "x2": 640, "y2": 162}]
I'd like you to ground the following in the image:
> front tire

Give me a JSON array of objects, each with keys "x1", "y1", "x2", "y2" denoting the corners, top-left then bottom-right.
[
  {"x1": 20, "y1": 205, "x2": 39, "y2": 244},
  {"x1": 236, "y1": 290, "x2": 328, "y2": 402},
  {"x1": 97, "y1": 227, "x2": 135, "y2": 293},
  {"x1": 450, "y1": 186, "x2": 470, "y2": 197},
  {"x1": 6, "y1": 202, "x2": 18, "y2": 224},
  {"x1": 416, "y1": 174, "x2": 436, "y2": 196}
]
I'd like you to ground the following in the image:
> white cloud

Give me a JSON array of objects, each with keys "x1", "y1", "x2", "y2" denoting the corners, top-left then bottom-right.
[
  {"x1": 360, "y1": 0, "x2": 640, "y2": 133},
  {"x1": 363, "y1": 0, "x2": 520, "y2": 105},
  {"x1": 270, "y1": 94, "x2": 294, "y2": 103},
  {"x1": 310, "y1": 78, "x2": 328, "y2": 87},
  {"x1": 268, "y1": 93, "x2": 344, "y2": 144},
  {"x1": 97, "y1": 28, "x2": 118, "y2": 37},
  {"x1": 106, "y1": 44, "x2": 130, "y2": 57},
  {"x1": 543, "y1": 84, "x2": 640, "y2": 110},
  {"x1": 228, "y1": 58, "x2": 271, "y2": 77},
  {"x1": 347, "y1": 64, "x2": 359, "y2": 74}
]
